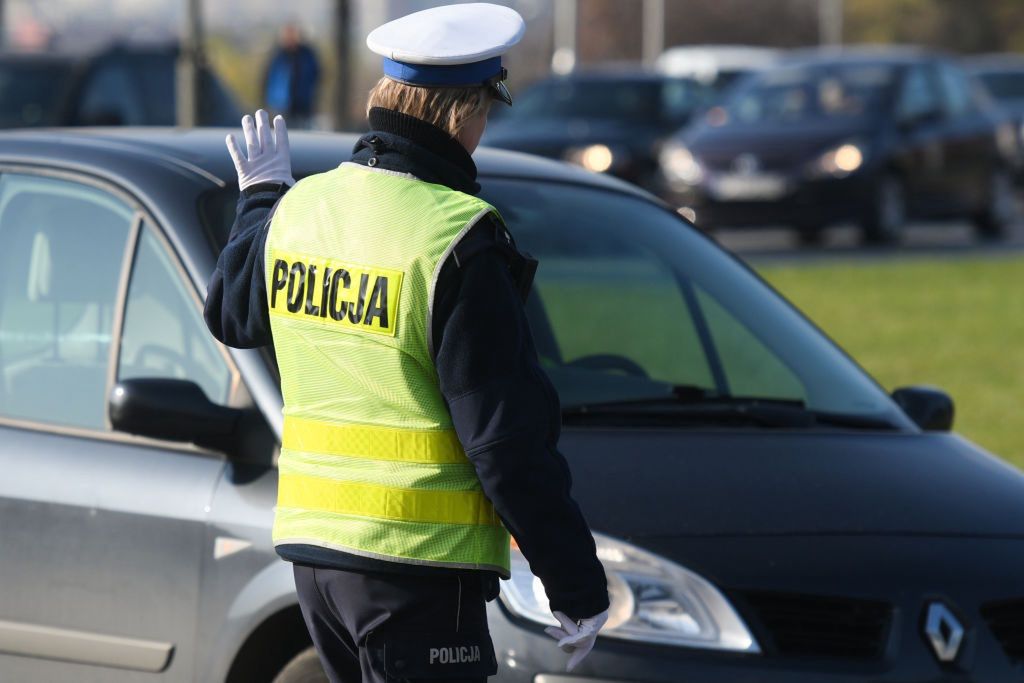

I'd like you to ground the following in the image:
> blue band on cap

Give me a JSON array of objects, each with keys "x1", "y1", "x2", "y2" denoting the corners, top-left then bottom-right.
[{"x1": 383, "y1": 56, "x2": 502, "y2": 86}]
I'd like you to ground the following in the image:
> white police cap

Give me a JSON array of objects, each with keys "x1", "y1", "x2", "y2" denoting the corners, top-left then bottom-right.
[{"x1": 367, "y1": 3, "x2": 525, "y2": 105}]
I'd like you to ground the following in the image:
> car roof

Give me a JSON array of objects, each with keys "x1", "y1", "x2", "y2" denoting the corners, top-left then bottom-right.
[
  {"x1": 528, "y1": 67, "x2": 688, "y2": 84},
  {"x1": 0, "y1": 127, "x2": 651, "y2": 199},
  {"x1": 0, "y1": 43, "x2": 183, "y2": 64},
  {"x1": 658, "y1": 45, "x2": 782, "y2": 68},
  {"x1": 963, "y1": 53, "x2": 1024, "y2": 73},
  {"x1": 780, "y1": 45, "x2": 939, "y2": 67},
  {"x1": 0, "y1": 51, "x2": 76, "y2": 65}
]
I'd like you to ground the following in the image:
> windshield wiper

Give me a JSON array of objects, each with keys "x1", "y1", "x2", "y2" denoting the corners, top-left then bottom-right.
[{"x1": 562, "y1": 388, "x2": 900, "y2": 431}]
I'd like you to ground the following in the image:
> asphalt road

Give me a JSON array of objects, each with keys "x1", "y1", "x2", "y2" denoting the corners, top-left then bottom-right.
[{"x1": 714, "y1": 218, "x2": 1024, "y2": 263}]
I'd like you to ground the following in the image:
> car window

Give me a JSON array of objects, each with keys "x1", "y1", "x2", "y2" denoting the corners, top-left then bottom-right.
[
  {"x1": 512, "y1": 78, "x2": 708, "y2": 125},
  {"x1": 723, "y1": 63, "x2": 895, "y2": 126},
  {"x1": 0, "y1": 173, "x2": 134, "y2": 429},
  {"x1": 937, "y1": 63, "x2": 978, "y2": 118},
  {"x1": 124, "y1": 52, "x2": 241, "y2": 126},
  {"x1": 118, "y1": 224, "x2": 232, "y2": 405},
  {"x1": 480, "y1": 178, "x2": 907, "y2": 424},
  {"x1": 976, "y1": 70, "x2": 1024, "y2": 104},
  {"x1": 0, "y1": 60, "x2": 73, "y2": 127},
  {"x1": 897, "y1": 65, "x2": 941, "y2": 121},
  {"x1": 76, "y1": 62, "x2": 147, "y2": 126}
]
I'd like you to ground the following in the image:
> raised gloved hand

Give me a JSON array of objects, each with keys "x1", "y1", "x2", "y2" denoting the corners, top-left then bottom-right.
[
  {"x1": 544, "y1": 609, "x2": 609, "y2": 672},
  {"x1": 225, "y1": 109, "x2": 295, "y2": 190}
]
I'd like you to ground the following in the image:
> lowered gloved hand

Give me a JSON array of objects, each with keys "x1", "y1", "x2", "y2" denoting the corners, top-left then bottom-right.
[
  {"x1": 544, "y1": 609, "x2": 609, "y2": 672},
  {"x1": 225, "y1": 109, "x2": 295, "y2": 190}
]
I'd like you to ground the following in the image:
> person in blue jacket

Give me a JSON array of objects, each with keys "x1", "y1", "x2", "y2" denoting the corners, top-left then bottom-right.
[{"x1": 263, "y1": 23, "x2": 320, "y2": 129}]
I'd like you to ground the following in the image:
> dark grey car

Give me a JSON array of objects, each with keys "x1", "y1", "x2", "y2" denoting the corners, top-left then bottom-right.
[{"x1": 1, "y1": 129, "x2": 1023, "y2": 683}]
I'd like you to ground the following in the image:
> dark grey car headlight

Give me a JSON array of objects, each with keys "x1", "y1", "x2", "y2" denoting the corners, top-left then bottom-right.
[
  {"x1": 500, "y1": 533, "x2": 760, "y2": 652},
  {"x1": 807, "y1": 141, "x2": 865, "y2": 178}
]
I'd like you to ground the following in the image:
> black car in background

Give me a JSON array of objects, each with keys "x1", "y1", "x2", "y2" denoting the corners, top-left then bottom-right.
[
  {"x1": 965, "y1": 54, "x2": 1024, "y2": 178},
  {"x1": 659, "y1": 48, "x2": 1019, "y2": 244},
  {"x1": 0, "y1": 45, "x2": 241, "y2": 129},
  {"x1": 966, "y1": 54, "x2": 1024, "y2": 118},
  {"x1": 483, "y1": 69, "x2": 713, "y2": 192}
]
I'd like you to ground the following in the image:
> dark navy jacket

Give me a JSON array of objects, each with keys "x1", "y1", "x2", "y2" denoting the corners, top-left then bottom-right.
[{"x1": 204, "y1": 108, "x2": 609, "y2": 620}]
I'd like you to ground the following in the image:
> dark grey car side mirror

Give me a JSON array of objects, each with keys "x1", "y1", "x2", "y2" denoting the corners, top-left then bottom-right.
[
  {"x1": 109, "y1": 378, "x2": 263, "y2": 460},
  {"x1": 891, "y1": 386, "x2": 954, "y2": 432}
]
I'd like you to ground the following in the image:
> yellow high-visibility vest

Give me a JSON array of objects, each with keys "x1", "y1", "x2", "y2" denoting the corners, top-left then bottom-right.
[{"x1": 265, "y1": 162, "x2": 510, "y2": 575}]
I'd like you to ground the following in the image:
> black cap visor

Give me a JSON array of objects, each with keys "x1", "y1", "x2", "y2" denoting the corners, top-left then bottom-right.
[{"x1": 486, "y1": 68, "x2": 512, "y2": 105}]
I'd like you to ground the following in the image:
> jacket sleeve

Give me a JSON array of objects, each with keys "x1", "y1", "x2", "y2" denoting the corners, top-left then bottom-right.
[
  {"x1": 433, "y1": 231, "x2": 610, "y2": 621},
  {"x1": 203, "y1": 184, "x2": 287, "y2": 349}
]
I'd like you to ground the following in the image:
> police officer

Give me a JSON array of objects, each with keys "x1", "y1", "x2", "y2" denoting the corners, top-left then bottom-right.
[{"x1": 205, "y1": 4, "x2": 609, "y2": 681}]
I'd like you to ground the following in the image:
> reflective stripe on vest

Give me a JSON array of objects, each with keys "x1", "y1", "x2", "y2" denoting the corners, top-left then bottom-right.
[
  {"x1": 265, "y1": 163, "x2": 511, "y2": 575},
  {"x1": 282, "y1": 415, "x2": 467, "y2": 464}
]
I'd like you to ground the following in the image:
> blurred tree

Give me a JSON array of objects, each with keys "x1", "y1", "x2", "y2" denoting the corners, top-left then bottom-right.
[
  {"x1": 844, "y1": 0, "x2": 1024, "y2": 53},
  {"x1": 577, "y1": 0, "x2": 820, "y2": 64},
  {"x1": 663, "y1": 0, "x2": 819, "y2": 49},
  {"x1": 577, "y1": 0, "x2": 642, "y2": 64},
  {"x1": 574, "y1": 0, "x2": 1024, "y2": 65}
]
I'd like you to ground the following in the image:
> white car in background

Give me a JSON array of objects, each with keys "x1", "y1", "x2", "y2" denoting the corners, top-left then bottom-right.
[{"x1": 657, "y1": 44, "x2": 781, "y2": 91}]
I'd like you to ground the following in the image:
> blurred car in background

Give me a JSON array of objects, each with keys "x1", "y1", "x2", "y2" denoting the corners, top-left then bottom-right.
[
  {"x1": 3, "y1": 128, "x2": 1024, "y2": 683},
  {"x1": 483, "y1": 68, "x2": 713, "y2": 191},
  {"x1": 660, "y1": 48, "x2": 1019, "y2": 244},
  {"x1": 656, "y1": 44, "x2": 781, "y2": 92},
  {"x1": 0, "y1": 44, "x2": 240, "y2": 128},
  {"x1": 966, "y1": 54, "x2": 1024, "y2": 119},
  {"x1": 965, "y1": 53, "x2": 1024, "y2": 179}
]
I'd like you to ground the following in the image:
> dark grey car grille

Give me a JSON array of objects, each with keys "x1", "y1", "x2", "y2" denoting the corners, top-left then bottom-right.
[
  {"x1": 982, "y1": 598, "x2": 1024, "y2": 662},
  {"x1": 741, "y1": 591, "x2": 893, "y2": 660}
]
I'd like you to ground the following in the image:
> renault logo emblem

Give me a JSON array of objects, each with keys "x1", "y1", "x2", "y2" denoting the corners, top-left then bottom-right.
[{"x1": 924, "y1": 602, "x2": 964, "y2": 662}]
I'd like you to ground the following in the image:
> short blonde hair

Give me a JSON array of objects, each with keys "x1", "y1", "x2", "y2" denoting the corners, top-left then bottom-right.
[{"x1": 367, "y1": 77, "x2": 491, "y2": 137}]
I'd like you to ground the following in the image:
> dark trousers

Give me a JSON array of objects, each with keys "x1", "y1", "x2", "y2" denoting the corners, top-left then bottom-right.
[{"x1": 293, "y1": 563, "x2": 497, "y2": 683}]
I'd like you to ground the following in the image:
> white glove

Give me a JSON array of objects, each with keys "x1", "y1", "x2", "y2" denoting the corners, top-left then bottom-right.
[
  {"x1": 225, "y1": 109, "x2": 295, "y2": 190},
  {"x1": 544, "y1": 609, "x2": 609, "y2": 672}
]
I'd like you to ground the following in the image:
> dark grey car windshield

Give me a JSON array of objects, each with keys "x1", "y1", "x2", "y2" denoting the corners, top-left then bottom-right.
[
  {"x1": 202, "y1": 177, "x2": 908, "y2": 427},
  {"x1": 720, "y1": 63, "x2": 896, "y2": 126},
  {"x1": 976, "y1": 71, "x2": 1024, "y2": 105},
  {"x1": 512, "y1": 78, "x2": 709, "y2": 125},
  {"x1": 478, "y1": 179, "x2": 908, "y2": 426}
]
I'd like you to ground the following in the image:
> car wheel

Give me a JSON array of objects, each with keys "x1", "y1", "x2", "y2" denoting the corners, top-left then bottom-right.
[
  {"x1": 272, "y1": 647, "x2": 328, "y2": 683},
  {"x1": 972, "y1": 168, "x2": 1017, "y2": 240},
  {"x1": 794, "y1": 222, "x2": 824, "y2": 247},
  {"x1": 862, "y1": 174, "x2": 906, "y2": 245}
]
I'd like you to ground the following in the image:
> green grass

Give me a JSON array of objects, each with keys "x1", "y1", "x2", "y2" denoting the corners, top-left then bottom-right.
[{"x1": 758, "y1": 255, "x2": 1024, "y2": 468}]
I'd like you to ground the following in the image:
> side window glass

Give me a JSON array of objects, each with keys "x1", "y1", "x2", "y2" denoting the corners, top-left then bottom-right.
[
  {"x1": 0, "y1": 174, "x2": 133, "y2": 429},
  {"x1": 118, "y1": 224, "x2": 232, "y2": 405},
  {"x1": 76, "y1": 63, "x2": 145, "y2": 126},
  {"x1": 696, "y1": 288, "x2": 805, "y2": 401},
  {"x1": 937, "y1": 64, "x2": 975, "y2": 118},
  {"x1": 898, "y1": 66, "x2": 939, "y2": 121}
]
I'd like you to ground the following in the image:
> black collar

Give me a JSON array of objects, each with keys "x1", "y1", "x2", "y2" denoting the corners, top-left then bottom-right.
[{"x1": 350, "y1": 108, "x2": 479, "y2": 194}]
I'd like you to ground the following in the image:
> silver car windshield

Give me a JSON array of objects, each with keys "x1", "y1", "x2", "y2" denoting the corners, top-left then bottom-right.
[{"x1": 480, "y1": 178, "x2": 910, "y2": 427}]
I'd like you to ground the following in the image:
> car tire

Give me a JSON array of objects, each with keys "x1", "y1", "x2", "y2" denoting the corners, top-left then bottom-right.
[
  {"x1": 794, "y1": 222, "x2": 825, "y2": 246},
  {"x1": 972, "y1": 168, "x2": 1017, "y2": 240},
  {"x1": 862, "y1": 173, "x2": 906, "y2": 245},
  {"x1": 272, "y1": 647, "x2": 329, "y2": 683}
]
